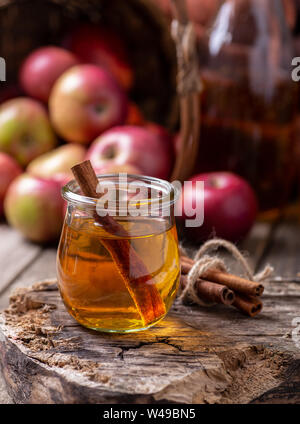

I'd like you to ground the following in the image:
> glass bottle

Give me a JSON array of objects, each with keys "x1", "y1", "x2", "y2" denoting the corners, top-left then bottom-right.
[{"x1": 196, "y1": 0, "x2": 298, "y2": 212}]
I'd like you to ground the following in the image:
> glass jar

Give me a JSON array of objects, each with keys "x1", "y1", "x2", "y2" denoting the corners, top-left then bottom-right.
[
  {"x1": 196, "y1": 0, "x2": 299, "y2": 212},
  {"x1": 57, "y1": 174, "x2": 180, "y2": 333}
]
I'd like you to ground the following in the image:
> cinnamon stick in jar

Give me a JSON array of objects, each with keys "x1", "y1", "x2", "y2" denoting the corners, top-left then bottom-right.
[{"x1": 72, "y1": 160, "x2": 166, "y2": 326}]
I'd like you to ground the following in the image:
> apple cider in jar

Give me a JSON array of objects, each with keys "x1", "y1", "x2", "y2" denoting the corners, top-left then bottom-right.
[{"x1": 57, "y1": 174, "x2": 180, "y2": 333}]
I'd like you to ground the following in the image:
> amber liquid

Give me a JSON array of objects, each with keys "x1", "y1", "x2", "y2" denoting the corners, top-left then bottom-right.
[
  {"x1": 57, "y1": 216, "x2": 180, "y2": 333},
  {"x1": 196, "y1": 70, "x2": 298, "y2": 212}
]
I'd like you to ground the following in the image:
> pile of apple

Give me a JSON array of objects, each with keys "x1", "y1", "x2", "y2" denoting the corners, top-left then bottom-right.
[
  {"x1": 0, "y1": 24, "x2": 174, "y2": 243},
  {"x1": 0, "y1": 22, "x2": 258, "y2": 244}
]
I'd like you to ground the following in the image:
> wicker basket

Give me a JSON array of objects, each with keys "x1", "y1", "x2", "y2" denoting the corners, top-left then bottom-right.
[{"x1": 0, "y1": 0, "x2": 200, "y2": 181}]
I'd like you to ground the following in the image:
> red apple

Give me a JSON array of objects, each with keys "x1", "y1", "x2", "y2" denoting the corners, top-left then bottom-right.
[
  {"x1": 51, "y1": 172, "x2": 72, "y2": 219},
  {"x1": 146, "y1": 122, "x2": 174, "y2": 156},
  {"x1": 86, "y1": 125, "x2": 172, "y2": 180},
  {"x1": 63, "y1": 24, "x2": 134, "y2": 91},
  {"x1": 176, "y1": 172, "x2": 258, "y2": 242},
  {"x1": 4, "y1": 173, "x2": 64, "y2": 243},
  {"x1": 94, "y1": 163, "x2": 143, "y2": 176},
  {"x1": 51, "y1": 172, "x2": 72, "y2": 188},
  {"x1": 19, "y1": 46, "x2": 79, "y2": 103},
  {"x1": 0, "y1": 153, "x2": 22, "y2": 215},
  {"x1": 27, "y1": 144, "x2": 86, "y2": 179},
  {"x1": 0, "y1": 98, "x2": 57, "y2": 167},
  {"x1": 49, "y1": 65, "x2": 128, "y2": 145}
]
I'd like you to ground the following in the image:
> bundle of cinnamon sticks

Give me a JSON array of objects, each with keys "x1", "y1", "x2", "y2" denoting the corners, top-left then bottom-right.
[{"x1": 180, "y1": 255, "x2": 264, "y2": 317}]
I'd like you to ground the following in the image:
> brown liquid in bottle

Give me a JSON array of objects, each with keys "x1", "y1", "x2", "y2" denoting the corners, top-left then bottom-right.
[{"x1": 196, "y1": 0, "x2": 298, "y2": 212}]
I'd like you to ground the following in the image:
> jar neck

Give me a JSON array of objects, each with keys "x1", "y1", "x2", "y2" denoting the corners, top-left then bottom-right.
[{"x1": 62, "y1": 174, "x2": 179, "y2": 218}]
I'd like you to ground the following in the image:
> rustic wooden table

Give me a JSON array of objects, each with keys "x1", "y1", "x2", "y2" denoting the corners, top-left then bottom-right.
[{"x1": 0, "y1": 219, "x2": 299, "y2": 404}]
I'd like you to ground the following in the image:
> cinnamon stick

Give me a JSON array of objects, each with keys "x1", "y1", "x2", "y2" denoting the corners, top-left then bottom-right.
[
  {"x1": 181, "y1": 261, "x2": 194, "y2": 275},
  {"x1": 180, "y1": 254, "x2": 264, "y2": 317},
  {"x1": 180, "y1": 275, "x2": 235, "y2": 306},
  {"x1": 181, "y1": 256, "x2": 264, "y2": 297},
  {"x1": 233, "y1": 294, "x2": 263, "y2": 317},
  {"x1": 72, "y1": 160, "x2": 166, "y2": 326},
  {"x1": 204, "y1": 269, "x2": 264, "y2": 297}
]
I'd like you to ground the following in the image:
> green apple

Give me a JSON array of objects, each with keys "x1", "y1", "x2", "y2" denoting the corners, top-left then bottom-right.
[
  {"x1": 4, "y1": 173, "x2": 64, "y2": 243},
  {"x1": 27, "y1": 144, "x2": 86, "y2": 179},
  {"x1": 0, "y1": 97, "x2": 57, "y2": 167}
]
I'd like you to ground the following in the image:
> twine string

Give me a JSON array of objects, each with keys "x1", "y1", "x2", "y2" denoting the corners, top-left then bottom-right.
[{"x1": 179, "y1": 238, "x2": 274, "y2": 306}]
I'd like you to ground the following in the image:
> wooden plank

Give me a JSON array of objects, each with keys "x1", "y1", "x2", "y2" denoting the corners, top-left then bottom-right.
[
  {"x1": 0, "y1": 224, "x2": 41, "y2": 296},
  {"x1": 0, "y1": 280, "x2": 299, "y2": 404},
  {"x1": 0, "y1": 248, "x2": 57, "y2": 311}
]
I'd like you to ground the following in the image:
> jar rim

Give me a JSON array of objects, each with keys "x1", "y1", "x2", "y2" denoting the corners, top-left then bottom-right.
[{"x1": 62, "y1": 173, "x2": 180, "y2": 214}]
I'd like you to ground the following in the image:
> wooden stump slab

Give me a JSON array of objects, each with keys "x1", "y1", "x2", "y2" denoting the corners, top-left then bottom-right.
[{"x1": 0, "y1": 280, "x2": 300, "y2": 404}]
